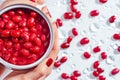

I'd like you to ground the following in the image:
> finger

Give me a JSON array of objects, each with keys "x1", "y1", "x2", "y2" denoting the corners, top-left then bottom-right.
[
  {"x1": 36, "y1": 0, "x2": 45, "y2": 5},
  {"x1": 0, "y1": 64, "x2": 6, "y2": 75}
]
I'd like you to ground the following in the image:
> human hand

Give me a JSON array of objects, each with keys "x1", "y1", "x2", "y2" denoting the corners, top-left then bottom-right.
[{"x1": 0, "y1": 0, "x2": 59, "y2": 80}]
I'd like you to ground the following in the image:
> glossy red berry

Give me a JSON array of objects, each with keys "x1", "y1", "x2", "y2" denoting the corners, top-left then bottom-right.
[
  {"x1": 109, "y1": 15, "x2": 116, "y2": 23},
  {"x1": 70, "y1": 4, "x2": 77, "y2": 12},
  {"x1": 67, "y1": 36, "x2": 73, "y2": 43},
  {"x1": 117, "y1": 46, "x2": 120, "y2": 52},
  {"x1": 56, "y1": 18, "x2": 63, "y2": 27},
  {"x1": 111, "y1": 68, "x2": 120, "y2": 75},
  {"x1": 12, "y1": 15, "x2": 22, "y2": 23},
  {"x1": 27, "y1": 17, "x2": 35, "y2": 28},
  {"x1": 72, "y1": 28, "x2": 78, "y2": 36},
  {"x1": 99, "y1": 75, "x2": 106, "y2": 80},
  {"x1": 60, "y1": 56, "x2": 68, "y2": 63},
  {"x1": 80, "y1": 37, "x2": 89, "y2": 45},
  {"x1": 90, "y1": 10, "x2": 99, "y2": 17},
  {"x1": 30, "y1": 11, "x2": 37, "y2": 17},
  {"x1": 75, "y1": 11, "x2": 81, "y2": 19},
  {"x1": 64, "y1": 12, "x2": 73, "y2": 19},
  {"x1": 6, "y1": 21, "x2": 15, "y2": 29},
  {"x1": 83, "y1": 52, "x2": 91, "y2": 59},
  {"x1": 1, "y1": 30, "x2": 10, "y2": 37},
  {"x1": 93, "y1": 46, "x2": 101, "y2": 53},
  {"x1": 11, "y1": 30, "x2": 20, "y2": 38},
  {"x1": 8, "y1": 11, "x2": 15, "y2": 16},
  {"x1": 61, "y1": 42, "x2": 70, "y2": 49},
  {"x1": 54, "y1": 61, "x2": 61, "y2": 67},
  {"x1": 93, "y1": 61, "x2": 100, "y2": 69},
  {"x1": 93, "y1": 71, "x2": 99, "y2": 77},
  {"x1": 70, "y1": 75, "x2": 78, "y2": 80},
  {"x1": 70, "y1": 0, "x2": 78, "y2": 5},
  {"x1": 21, "y1": 49, "x2": 30, "y2": 57},
  {"x1": 113, "y1": 33, "x2": 120, "y2": 40},
  {"x1": 0, "y1": 20, "x2": 5, "y2": 29},
  {"x1": 61, "y1": 73, "x2": 69, "y2": 79},
  {"x1": 97, "y1": 68, "x2": 104, "y2": 74}
]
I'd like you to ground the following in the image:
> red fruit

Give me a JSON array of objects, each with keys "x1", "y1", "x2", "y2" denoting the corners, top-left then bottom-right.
[
  {"x1": 6, "y1": 21, "x2": 15, "y2": 29},
  {"x1": 99, "y1": 75, "x2": 106, "y2": 80},
  {"x1": 30, "y1": 33, "x2": 36, "y2": 41},
  {"x1": 40, "y1": 34, "x2": 46, "y2": 42},
  {"x1": 1, "y1": 30, "x2": 10, "y2": 37},
  {"x1": 113, "y1": 33, "x2": 120, "y2": 40},
  {"x1": 27, "y1": 17, "x2": 35, "y2": 28},
  {"x1": 61, "y1": 42, "x2": 70, "y2": 49},
  {"x1": 109, "y1": 15, "x2": 116, "y2": 23},
  {"x1": 2, "y1": 14, "x2": 10, "y2": 19},
  {"x1": 90, "y1": 10, "x2": 99, "y2": 17},
  {"x1": 61, "y1": 73, "x2": 69, "y2": 79},
  {"x1": 34, "y1": 37, "x2": 41, "y2": 46},
  {"x1": 97, "y1": 68, "x2": 104, "y2": 74},
  {"x1": 8, "y1": 11, "x2": 15, "y2": 16},
  {"x1": 17, "y1": 10, "x2": 24, "y2": 15},
  {"x1": 21, "y1": 32, "x2": 30, "y2": 41},
  {"x1": 21, "y1": 49, "x2": 30, "y2": 57},
  {"x1": 0, "y1": 20, "x2": 5, "y2": 29},
  {"x1": 83, "y1": 52, "x2": 91, "y2": 59},
  {"x1": 56, "y1": 18, "x2": 63, "y2": 27},
  {"x1": 67, "y1": 36, "x2": 73, "y2": 43},
  {"x1": 73, "y1": 70, "x2": 81, "y2": 77},
  {"x1": 93, "y1": 61, "x2": 100, "y2": 69},
  {"x1": 75, "y1": 11, "x2": 81, "y2": 19},
  {"x1": 13, "y1": 43, "x2": 21, "y2": 50},
  {"x1": 111, "y1": 68, "x2": 120, "y2": 75},
  {"x1": 23, "y1": 42, "x2": 32, "y2": 49},
  {"x1": 72, "y1": 28, "x2": 78, "y2": 36},
  {"x1": 70, "y1": 0, "x2": 78, "y2": 5},
  {"x1": 30, "y1": 27, "x2": 37, "y2": 33},
  {"x1": 117, "y1": 46, "x2": 120, "y2": 52},
  {"x1": 70, "y1": 4, "x2": 77, "y2": 12},
  {"x1": 60, "y1": 56, "x2": 68, "y2": 63},
  {"x1": 93, "y1": 71, "x2": 99, "y2": 77},
  {"x1": 30, "y1": 11, "x2": 37, "y2": 17},
  {"x1": 19, "y1": 21, "x2": 27, "y2": 27},
  {"x1": 80, "y1": 37, "x2": 89, "y2": 45},
  {"x1": 64, "y1": 12, "x2": 73, "y2": 19},
  {"x1": 11, "y1": 30, "x2": 20, "y2": 37},
  {"x1": 12, "y1": 15, "x2": 22, "y2": 23},
  {"x1": 9, "y1": 56, "x2": 17, "y2": 64},
  {"x1": 93, "y1": 46, "x2": 101, "y2": 53},
  {"x1": 5, "y1": 41, "x2": 12, "y2": 49},
  {"x1": 54, "y1": 61, "x2": 61, "y2": 67},
  {"x1": 30, "y1": 46, "x2": 40, "y2": 53},
  {"x1": 99, "y1": 0, "x2": 107, "y2": 3},
  {"x1": 70, "y1": 75, "x2": 78, "y2": 80},
  {"x1": 101, "y1": 52, "x2": 107, "y2": 59}
]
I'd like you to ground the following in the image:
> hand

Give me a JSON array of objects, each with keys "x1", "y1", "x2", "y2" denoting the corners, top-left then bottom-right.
[{"x1": 0, "y1": 0, "x2": 59, "y2": 80}]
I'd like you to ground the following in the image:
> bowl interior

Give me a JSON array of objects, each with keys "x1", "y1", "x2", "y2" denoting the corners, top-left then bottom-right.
[{"x1": 0, "y1": 4, "x2": 54, "y2": 70}]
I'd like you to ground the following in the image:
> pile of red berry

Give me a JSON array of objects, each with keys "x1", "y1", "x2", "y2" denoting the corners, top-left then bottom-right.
[{"x1": 0, "y1": 8, "x2": 50, "y2": 65}]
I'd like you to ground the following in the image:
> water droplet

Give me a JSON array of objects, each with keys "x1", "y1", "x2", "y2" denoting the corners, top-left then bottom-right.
[
  {"x1": 71, "y1": 64, "x2": 76, "y2": 68},
  {"x1": 106, "y1": 55, "x2": 115, "y2": 65},
  {"x1": 89, "y1": 23, "x2": 99, "y2": 32}
]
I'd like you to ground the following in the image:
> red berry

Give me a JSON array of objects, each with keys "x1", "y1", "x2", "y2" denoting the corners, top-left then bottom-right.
[
  {"x1": 64, "y1": 12, "x2": 73, "y2": 19},
  {"x1": 70, "y1": 75, "x2": 78, "y2": 80},
  {"x1": 6, "y1": 21, "x2": 15, "y2": 29},
  {"x1": 70, "y1": 4, "x2": 77, "y2": 12},
  {"x1": 61, "y1": 73, "x2": 69, "y2": 79},
  {"x1": 80, "y1": 37, "x2": 89, "y2": 45},
  {"x1": 111, "y1": 68, "x2": 120, "y2": 75},
  {"x1": 8, "y1": 11, "x2": 15, "y2": 16},
  {"x1": 101, "y1": 52, "x2": 107, "y2": 59},
  {"x1": 1, "y1": 30, "x2": 10, "y2": 37},
  {"x1": 23, "y1": 42, "x2": 32, "y2": 49},
  {"x1": 90, "y1": 10, "x2": 99, "y2": 17},
  {"x1": 113, "y1": 33, "x2": 120, "y2": 40},
  {"x1": 27, "y1": 17, "x2": 35, "y2": 28},
  {"x1": 34, "y1": 37, "x2": 41, "y2": 46},
  {"x1": 56, "y1": 18, "x2": 63, "y2": 27},
  {"x1": 21, "y1": 32, "x2": 30, "y2": 41},
  {"x1": 93, "y1": 46, "x2": 101, "y2": 53},
  {"x1": 93, "y1": 61, "x2": 100, "y2": 69},
  {"x1": 61, "y1": 42, "x2": 70, "y2": 49},
  {"x1": 70, "y1": 0, "x2": 78, "y2": 5},
  {"x1": 40, "y1": 34, "x2": 46, "y2": 42},
  {"x1": 30, "y1": 46, "x2": 40, "y2": 53},
  {"x1": 109, "y1": 15, "x2": 116, "y2": 23},
  {"x1": 12, "y1": 15, "x2": 22, "y2": 23},
  {"x1": 97, "y1": 68, "x2": 104, "y2": 74},
  {"x1": 72, "y1": 28, "x2": 78, "y2": 36},
  {"x1": 75, "y1": 11, "x2": 81, "y2": 19},
  {"x1": 30, "y1": 11, "x2": 37, "y2": 17},
  {"x1": 99, "y1": 75, "x2": 106, "y2": 80},
  {"x1": 11, "y1": 30, "x2": 20, "y2": 38},
  {"x1": 54, "y1": 61, "x2": 61, "y2": 67},
  {"x1": 2, "y1": 14, "x2": 10, "y2": 20},
  {"x1": 60, "y1": 56, "x2": 68, "y2": 63},
  {"x1": 117, "y1": 46, "x2": 120, "y2": 52},
  {"x1": 93, "y1": 71, "x2": 99, "y2": 77},
  {"x1": 17, "y1": 10, "x2": 24, "y2": 15},
  {"x1": 21, "y1": 49, "x2": 30, "y2": 57},
  {"x1": 99, "y1": 0, "x2": 107, "y2": 3},
  {"x1": 83, "y1": 52, "x2": 91, "y2": 59},
  {"x1": 67, "y1": 36, "x2": 73, "y2": 43},
  {"x1": 9, "y1": 56, "x2": 17, "y2": 64},
  {"x1": 0, "y1": 20, "x2": 5, "y2": 29},
  {"x1": 19, "y1": 21, "x2": 27, "y2": 27},
  {"x1": 73, "y1": 70, "x2": 81, "y2": 77}
]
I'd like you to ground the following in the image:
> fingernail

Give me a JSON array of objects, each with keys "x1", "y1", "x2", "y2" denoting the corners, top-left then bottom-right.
[
  {"x1": 46, "y1": 58, "x2": 53, "y2": 67},
  {"x1": 30, "y1": 0, "x2": 36, "y2": 2}
]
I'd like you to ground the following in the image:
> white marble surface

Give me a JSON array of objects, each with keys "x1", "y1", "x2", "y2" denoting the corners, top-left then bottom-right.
[{"x1": 0, "y1": 0, "x2": 120, "y2": 80}]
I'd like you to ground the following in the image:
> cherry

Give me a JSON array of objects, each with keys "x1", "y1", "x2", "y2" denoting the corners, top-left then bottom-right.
[
  {"x1": 64, "y1": 12, "x2": 74, "y2": 19},
  {"x1": 72, "y1": 28, "x2": 78, "y2": 36},
  {"x1": 93, "y1": 61, "x2": 100, "y2": 69},
  {"x1": 61, "y1": 73, "x2": 69, "y2": 79},
  {"x1": 93, "y1": 71, "x2": 99, "y2": 77},
  {"x1": 93, "y1": 46, "x2": 101, "y2": 53},
  {"x1": 83, "y1": 52, "x2": 91, "y2": 59},
  {"x1": 109, "y1": 15, "x2": 116, "y2": 23},
  {"x1": 111, "y1": 68, "x2": 120, "y2": 75},
  {"x1": 56, "y1": 18, "x2": 63, "y2": 27},
  {"x1": 80, "y1": 37, "x2": 89, "y2": 45},
  {"x1": 90, "y1": 10, "x2": 99, "y2": 17},
  {"x1": 101, "y1": 52, "x2": 107, "y2": 59},
  {"x1": 73, "y1": 70, "x2": 81, "y2": 77},
  {"x1": 60, "y1": 56, "x2": 68, "y2": 63}
]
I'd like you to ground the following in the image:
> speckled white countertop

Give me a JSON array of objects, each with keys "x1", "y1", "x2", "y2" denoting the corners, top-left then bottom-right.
[{"x1": 0, "y1": 0, "x2": 120, "y2": 80}]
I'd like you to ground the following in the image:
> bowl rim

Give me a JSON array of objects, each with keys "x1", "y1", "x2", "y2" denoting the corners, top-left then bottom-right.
[{"x1": 0, "y1": 4, "x2": 54, "y2": 70}]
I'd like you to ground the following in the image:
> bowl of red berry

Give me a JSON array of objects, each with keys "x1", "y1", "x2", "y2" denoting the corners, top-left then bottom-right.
[{"x1": 0, "y1": 4, "x2": 54, "y2": 70}]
